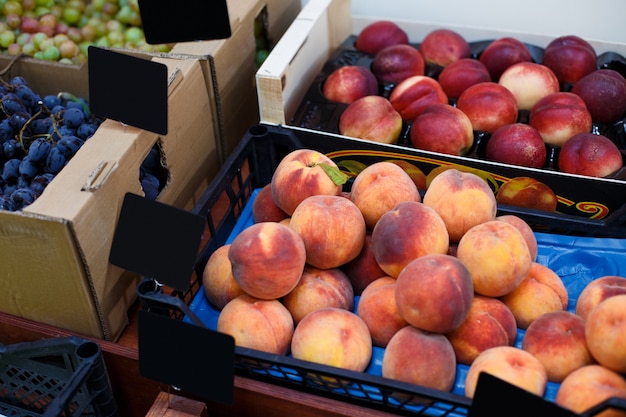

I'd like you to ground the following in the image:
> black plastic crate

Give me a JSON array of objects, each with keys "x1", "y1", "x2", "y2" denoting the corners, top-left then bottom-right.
[
  {"x1": 0, "y1": 336, "x2": 119, "y2": 417},
  {"x1": 136, "y1": 123, "x2": 626, "y2": 417}
]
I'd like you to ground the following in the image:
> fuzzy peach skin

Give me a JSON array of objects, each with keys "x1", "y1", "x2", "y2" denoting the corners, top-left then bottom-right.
[
  {"x1": 555, "y1": 365, "x2": 626, "y2": 417},
  {"x1": 271, "y1": 148, "x2": 343, "y2": 216},
  {"x1": 422, "y1": 168, "x2": 497, "y2": 243},
  {"x1": 384, "y1": 159, "x2": 428, "y2": 191},
  {"x1": 354, "y1": 20, "x2": 409, "y2": 55},
  {"x1": 371, "y1": 201, "x2": 449, "y2": 278},
  {"x1": 350, "y1": 161, "x2": 421, "y2": 229},
  {"x1": 478, "y1": 37, "x2": 533, "y2": 81},
  {"x1": 498, "y1": 62, "x2": 560, "y2": 111},
  {"x1": 217, "y1": 294, "x2": 294, "y2": 355},
  {"x1": 356, "y1": 276, "x2": 409, "y2": 347},
  {"x1": 419, "y1": 28, "x2": 470, "y2": 67},
  {"x1": 456, "y1": 81, "x2": 519, "y2": 133},
  {"x1": 281, "y1": 265, "x2": 354, "y2": 325},
  {"x1": 338, "y1": 95, "x2": 403, "y2": 144},
  {"x1": 409, "y1": 103, "x2": 474, "y2": 156},
  {"x1": 528, "y1": 91, "x2": 593, "y2": 147},
  {"x1": 382, "y1": 326, "x2": 457, "y2": 392},
  {"x1": 522, "y1": 311, "x2": 593, "y2": 383},
  {"x1": 575, "y1": 276, "x2": 626, "y2": 321},
  {"x1": 438, "y1": 58, "x2": 492, "y2": 99},
  {"x1": 289, "y1": 194, "x2": 366, "y2": 269},
  {"x1": 202, "y1": 244, "x2": 246, "y2": 310},
  {"x1": 371, "y1": 44, "x2": 425, "y2": 85},
  {"x1": 388, "y1": 75, "x2": 448, "y2": 122},
  {"x1": 252, "y1": 183, "x2": 289, "y2": 224},
  {"x1": 446, "y1": 295, "x2": 517, "y2": 366},
  {"x1": 322, "y1": 65, "x2": 379, "y2": 104},
  {"x1": 456, "y1": 220, "x2": 532, "y2": 298},
  {"x1": 585, "y1": 294, "x2": 626, "y2": 374},
  {"x1": 542, "y1": 35, "x2": 598, "y2": 85},
  {"x1": 496, "y1": 176, "x2": 558, "y2": 213},
  {"x1": 500, "y1": 262, "x2": 568, "y2": 329},
  {"x1": 291, "y1": 307, "x2": 372, "y2": 372},
  {"x1": 229, "y1": 222, "x2": 306, "y2": 300},
  {"x1": 395, "y1": 254, "x2": 473, "y2": 334},
  {"x1": 464, "y1": 346, "x2": 548, "y2": 399},
  {"x1": 495, "y1": 214, "x2": 538, "y2": 261},
  {"x1": 340, "y1": 232, "x2": 387, "y2": 296}
]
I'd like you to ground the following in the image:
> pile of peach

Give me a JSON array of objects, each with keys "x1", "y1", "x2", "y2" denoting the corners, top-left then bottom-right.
[
  {"x1": 201, "y1": 148, "x2": 626, "y2": 415},
  {"x1": 321, "y1": 21, "x2": 625, "y2": 179}
]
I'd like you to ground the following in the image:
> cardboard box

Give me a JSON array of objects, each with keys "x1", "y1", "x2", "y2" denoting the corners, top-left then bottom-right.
[
  {"x1": 256, "y1": 0, "x2": 626, "y2": 235},
  {"x1": 0, "y1": 54, "x2": 217, "y2": 341}
]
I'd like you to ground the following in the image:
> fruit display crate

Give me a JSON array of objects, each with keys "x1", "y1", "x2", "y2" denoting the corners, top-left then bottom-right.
[
  {"x1": 0, "y1": 336, "x2": 119, "y2": 417},
  {"x1": 136, "y1": 123, "x2": 626, "y2": 417},
  {"x1": 256, "y1": 0, "x2": 626, "y2": 235}
]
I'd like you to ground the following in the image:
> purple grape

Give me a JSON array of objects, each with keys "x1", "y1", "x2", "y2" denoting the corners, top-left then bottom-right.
[
  {"x1": 0, "y1": 195, "x2": 16, "y2": 211},
  {"x1": 56, "y1": 135, "x2": 84, "y2": 157},
  {"x1": 10, "y1": 187, "x2": 37, "y2": 209},
  {"x1": 19, "y1": 156, "x2": 39, "y2": 179},
  {"x1": 76, "y1": 122, "x2": 98, "y2": 139},
  {"x1": 2, "y1": 158, "x2": 21, "y2": 182},
  {"x1": 43, "y1": 94, "x2": 61, "y2": 110},
  {"x1": 27, "y1": 137, "x2": 52, "y2": 161},
  {"x1": 44, "y1": 146, "x2": 66, "y2": 174},
  {"x1": 63, "y1": 107, "x2": 85, "y2": 128}
]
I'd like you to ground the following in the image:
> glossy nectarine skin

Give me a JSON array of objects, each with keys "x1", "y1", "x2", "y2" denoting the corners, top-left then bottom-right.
[
  {"x1": 371, "y1": 44, "x2": 425, "y2": 85},
  {"x1": 355, "y1": 20, "x2": 409, "y2": 55},
  {"x1": 542, "y1": 35, "x2": 598, "y2": 86},
  {"x1": 495, "y1": 176, "x2": 558, "y2": 212},
  {"x1": 419, "y1": 28, "x2": 470, "y2": 67},
  {"x1": 498, "y1": 62, "x2": 560, "y2": 110},
  {"x1": 485, "y1": 123, "x2": 547, "y2": 168},
  {"x1": 339, "y1": 95, "x2": 403, "y2": 144},
  {"x1": 438, "y1": 58, "x2": 491, "y2": 99},
  {"x1": 456, "y1": 81, "x2": 518, "y2": 133},
  {"x1": 388, "y1": 75, "x2": 448, "y2": 122},
  {"x1": 322, "y1": 65, "x2": 379, "y2": 104},
  {"x1": 557, "y1": 132, "x2": 623, "y2": 178},
  {"x1": 478, "y1": 37, "x2": 533, "y2": 81},
  {"x1": 571, "y1": 69, "x2": 626, "y2": 125},
  {"x1": 409, "y1": 103, "x2": 474, "y2": 156}
]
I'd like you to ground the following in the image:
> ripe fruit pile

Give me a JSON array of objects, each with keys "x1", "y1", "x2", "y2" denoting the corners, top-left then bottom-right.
[
  {"x1": 0, "y1": 75, "x2": 163, "y2": 211},
  {"x1": 202, "y1": 148, "x2": 626, "y2": 414},
  {"x1": 0, "y1": 0, "x2": 172, "y2": 65},
  {"x1": 307, "y1": 21, "x2": 626, "y2": 180}
]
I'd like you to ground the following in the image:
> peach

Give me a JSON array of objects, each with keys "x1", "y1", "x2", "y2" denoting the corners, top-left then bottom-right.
[
  {"x1": 422, "y1": 168, "x2": 497, "y2": 242},
  {"x1": 340, "y1": 232, "x2": 386, "y2": 295},
  {"x1": 395, "y1": 253, "x2": 473, "y2": 333},
  {"x1": 464, "y1": 346, "x2": 548, "y2": 398},
  {"x1": 322, "y1": 65, "x2": 379, "y2": 104},
  {"x1": 498, "y1": 62, "x2": 560, "y2": 111},
  {"x1": 382, "y1": 326, "x2": 457, "y2": 392},
  {"x1": 419, "y1": 28, "x2": 471, "y2": 67},
  {"x1": 528, "y1": 91, "x2": 593, "y2": 147},
  {"x1": 542, "y1": 35, "x2": 598, "y2": 86},
  {"x1": 500, "y1": 262, "x2": 568, "y2": 329},
  {"x1": 338, "y1": 95, "x2": 403, "y2": 144},
  {"x1": 446, "y1": 295, "x2": 517, "y2": 366},
  {"x1": 388, "y1": 75, "x2": 448, "y2": 122},
  {"x1": 289, "y1": 194, "x2": 366, "y2": 269},
  {"x1": 383, "y1": 159, "x2": 428, "y2": 190},
  {"x1": 271, "y1": 148, "x2": 344, "y2": 216},
  {"x1": 478, "y1": 37, "x2": 533, "y2": 81},
  {"x1": 409, "y1": 103, "x2": 474, "y2": 156},
  {"x1": 371, "y1": 201, "x2": 449, "y2": 278},
  {"x1": 202, "y1": 244, "x2": 246, "y2": 310},
  {"x1": 484, "y1": 123, "x2": 547, "y2": 168},
  {"x1": 456, "y1": 220, "x2": 532, "y2": 298},
  {"x1": 349, "y1": 161, "x2": 421, "y2": 229},
  {"x1": 572, "y1": 69, "x2": 626, "y2": 125},
  {"x1": 354, "y1": 20, "x2": 409, "y2": 55},
  {"x1": 575, "y1": 276, "x2": 626, "y2": 321},
  {"x1": 555, "y1": 365, "x2": 626, "y2": 417},
  {"x1": 585, "y1": 294, "x2": 626, "y2": 373},
  {"x1": 229, "y1": 222, "x2": 306, "y2": 300},
  {"x1": 456, "y1": 81, "x2": 519, "y2": 133},
  {"x1": 438, "y1": 58, "x2": 492, "y2": 99},
  {"x1": 217, "y1": 294, "x2": 294, "y2": 355},
  {"x1": 281, "y1": 265, "x2": 354, "y2": 325},
  {"x1": 557, "y1": 132, "x2": 623, "y2": 178},
  {"x1": 291, "y1": 307, "x2": 372, "y2": 372},
  {"x1": 356, "y1": 276, "x2": 409, "y2": 347},
  {"x1": 252, "y1": 183, "x2": 289, "y2": 224},
  {"x1": 495, "y1": 176, "x2": 558, "y2": 212},
  {"x1": 522, "y1": 311, "x2": 593, "y2": 383},
  {"x1": 495, "y1": 214, "x2": 538, "y2": 261},
  {"x1": 371, "y1": 44, "x2": 425, "y2": 85}
]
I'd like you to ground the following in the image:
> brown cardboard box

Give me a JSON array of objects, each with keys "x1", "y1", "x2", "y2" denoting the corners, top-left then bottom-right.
[{"x1": 0, "y1": 55, "x2": 217, "y2": 341}]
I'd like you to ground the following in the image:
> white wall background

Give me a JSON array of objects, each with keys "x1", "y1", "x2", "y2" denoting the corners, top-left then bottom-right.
[{"x1": 302, "y1": 0, "x2": 626, "y2": 44}]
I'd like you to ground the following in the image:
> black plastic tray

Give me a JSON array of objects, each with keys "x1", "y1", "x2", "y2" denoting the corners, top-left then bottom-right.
[{"x1": 0, "y1": 336, "x2": 119, "y2": 417}]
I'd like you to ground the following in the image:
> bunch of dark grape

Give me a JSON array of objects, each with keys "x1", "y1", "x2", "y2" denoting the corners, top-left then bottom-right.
[{"x1": 0, "y1": 75, "x2": 164, "y2": 211}]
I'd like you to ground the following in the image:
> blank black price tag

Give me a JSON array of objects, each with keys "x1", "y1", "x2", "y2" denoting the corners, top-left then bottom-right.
[
  {"x1": 109, "y1": 192, "x2": 206, "y2": 291},
  {"x1": 138, "y1": 0, "x2": 231, "y2": 44},
  {"x1": 138, "y1": 311, "x2": 235, "y2": 404},
  {"x1": 88, "y1": 47, "x2": 168, "y2": 135}
]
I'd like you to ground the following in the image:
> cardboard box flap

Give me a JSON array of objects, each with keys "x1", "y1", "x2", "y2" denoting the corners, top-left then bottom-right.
[{"x1": 0, "y1": 211, "x2": 103, "y2": 337}]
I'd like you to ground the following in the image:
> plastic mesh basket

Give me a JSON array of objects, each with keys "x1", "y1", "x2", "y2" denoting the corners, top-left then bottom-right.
[{"x1": 0, "y1": 336, "x2": 119, "y2": 417}]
